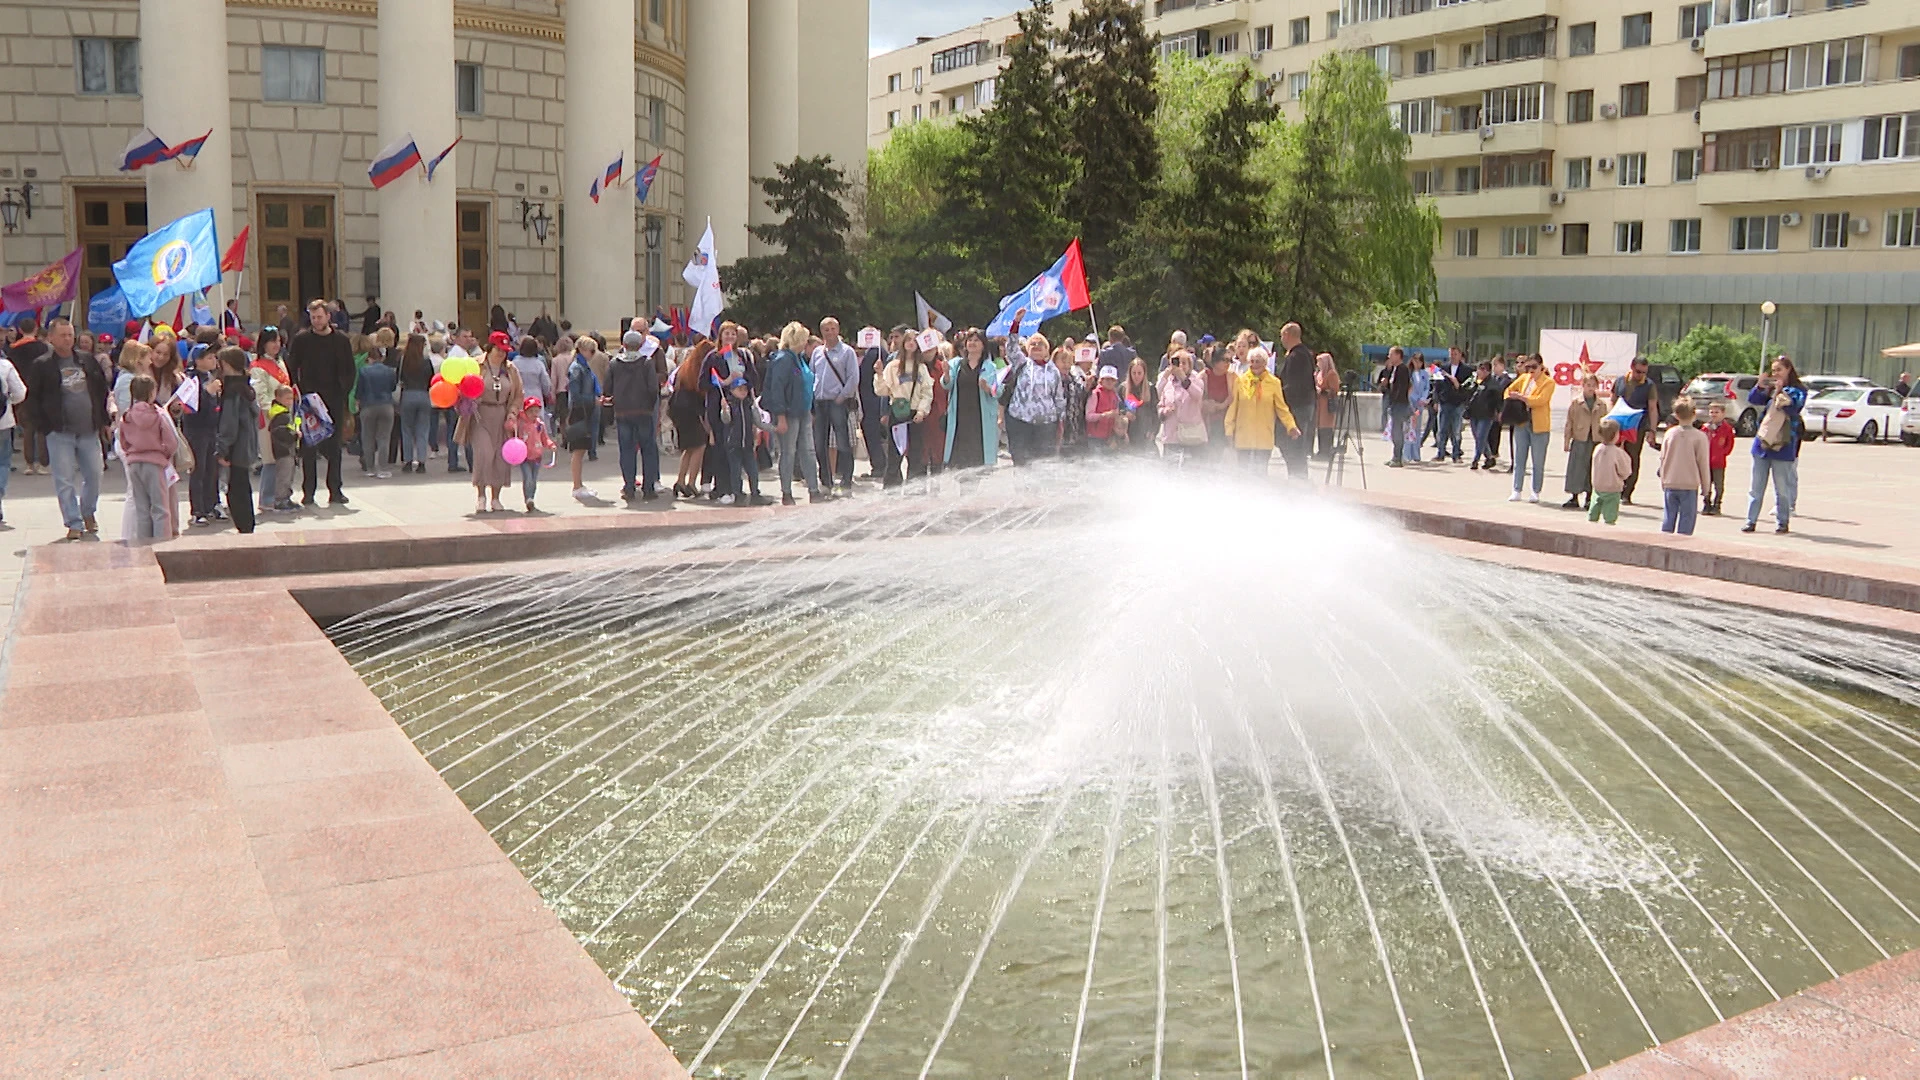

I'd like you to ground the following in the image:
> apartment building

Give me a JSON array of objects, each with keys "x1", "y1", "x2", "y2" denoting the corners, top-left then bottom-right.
[
  {"x1": 870, "y1": 0, "x2": 1920, "y2": 374},
  {"x1": 869, "y1": 13, "x2": 1027, "y2": 145}
]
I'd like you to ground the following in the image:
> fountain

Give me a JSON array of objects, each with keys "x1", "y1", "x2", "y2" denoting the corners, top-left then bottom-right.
[{"x1": 330, "y1": 465, "x2": 1920, "y2": 1079}]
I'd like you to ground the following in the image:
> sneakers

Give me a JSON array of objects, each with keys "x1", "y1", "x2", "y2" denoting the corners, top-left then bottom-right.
[
  {"x1": 809, "y1": 491, "x2": 833, "y2": 504},
  {"x1": 1776, "y1": 523, "x2": 1790, "y2": 534},
  {"x1": 620, "y1": 487, "x2": 638, "y2": 503},
  {"x1": 1470, "y1": 460, "x2": 1480, "y2": 471},
  {"x1": 330, "y1": 491, "x2": 349, "y2": 506},
  {"x1": 1741, "y1": 522, "x2": 1757, "y2": 533},
  {"x1": 750, "y1": 495, "x2": 776, "y2": 507},
  {"x1": 1507, "y1": 492, "x2": 1521, "y2": 502},
  {"x1": 572, "y1": 487, "x2": 596, "y2": 501},
  {"x1": 191, "y1": 514, "x2": 210, "y2": 527},
  {"x1": 376, "y1": 470, "x2": 393, "y2": 479},
  {"x1": 1527, "y1": 492, "x2": 1540, "y2": 504},
  {"x1": 1387, "y1": 459, "x2": 1404, "y2": 468},
  {"x1": 718, "y1": 494, "x2": 736, "y2": 506}
]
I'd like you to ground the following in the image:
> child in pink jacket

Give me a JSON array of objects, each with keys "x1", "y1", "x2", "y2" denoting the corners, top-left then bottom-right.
[{"x1": 117, "y1": 375, "x2": 178, "y2": 541}]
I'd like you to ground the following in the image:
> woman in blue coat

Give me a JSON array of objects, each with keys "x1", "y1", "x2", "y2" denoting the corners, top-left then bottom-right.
[
  {"x1": 942, "y1": 329, "x2": 1003, "y2": 469},
  {"x1": 1743, "y1": 355, "x2": 1807, "y2": 534}
]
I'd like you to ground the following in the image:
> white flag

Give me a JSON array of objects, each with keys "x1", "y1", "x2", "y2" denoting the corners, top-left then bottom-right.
[
  {"x1": 683, "y1": 218, "x2": 725, "y2": 340},
  {"x1": 914, "y1": 291, "x2": 952, "y2": 334},
  {"x1": 170, "y1": 374, "x2": 199, "y2": 414}
]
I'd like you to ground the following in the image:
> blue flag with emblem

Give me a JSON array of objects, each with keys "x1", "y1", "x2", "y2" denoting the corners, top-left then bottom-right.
[
  {"x1": 111, "y1": 207, "x2": 221, "y2": 317},
  {"x1": 87, "y1": 283, "x2": 129, "y2": 334}
]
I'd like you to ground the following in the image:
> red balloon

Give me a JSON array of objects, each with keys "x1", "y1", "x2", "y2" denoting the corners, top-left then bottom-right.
[
  {"x1": 430, "y1": 373, "x2": 443, "y2": 386},
  {"x1": 460, "y1": 374, "x2": 484, "y2": 399}
]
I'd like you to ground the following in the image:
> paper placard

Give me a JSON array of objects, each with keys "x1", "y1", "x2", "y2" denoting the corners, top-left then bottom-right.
[
  {"x1": 857, "y1": 326, "x2": 883, "y2": 349},
  {"x1": 638, "y1": 336, "x2": 660, "y2": 357},
  {"x1": 916, "y1": 328, "x2": 942, "y2": 354},
  {"x1": 1075, "y1": 344, "x2": 1098, "y2": 367}
]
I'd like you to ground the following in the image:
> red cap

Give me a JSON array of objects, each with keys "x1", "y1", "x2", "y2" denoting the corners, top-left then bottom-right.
[{"x1": 488, "y1": 330, "x2": 513, "y2": 351}]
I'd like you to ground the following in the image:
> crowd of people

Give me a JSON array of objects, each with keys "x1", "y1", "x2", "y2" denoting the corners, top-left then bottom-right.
[{"x1": 0, "y1": 300, "x2": 1813, "y2": 542}]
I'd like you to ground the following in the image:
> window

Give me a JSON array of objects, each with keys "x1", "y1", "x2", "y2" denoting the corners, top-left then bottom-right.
[
  {"x1": 649, "y1": 96, "x2": 666, "y2": 144},
  {"x1": 1902, "y1": 45, "x2": 1920, "y2": 81},
  {"x1": 1618, "y1": 152, "x2": 1647, "y2": 186},
  {"x1": 1622, "y1": 13, "x2": 1652, "y2": 49},
  {"x1": 1254, "y1": 26, "x2": 1275, "y2": 52},
  {"x1": 1290, "y1": 17, "x2": 1310, "y2": 46},
  {"x1": 1216, "y1": 32, "x2": 1240, "y2": 54},
  {"x1": 1459, "y1": 42, "x2": 1481, "y2": 68},
  {"x1": 1725, "y1": 0, "x2": 1785, "y2": 23},
  {"x1": 1499, "y1": 225, "x2": 1538, "y2": 257},
  {"x1": 976, "y1": 78, "x2": 997, "y2": 106},
  {"x1": 649, "y1": 0, "x2": 663, "y2": 23},
  {"x1": 928, "y1": 99, "x2": 940, "y2": 117},
  {"x1": 1676, "y1": 75, "x2": 1707, "y2": 113},
  {"x1": 1368, "y1": 45, "x2": 1394, "y2": 76},
  {"x1": 1730, "y1": 215, "x2": 1781, "y2": 252},
  {"x1": 1887, "y1": 208, "x2": 1920, "y2": 248},
  {"x1": 263, "y1": 46, "x2": 324, "y2": 103},
  {"x1": 932, "y1": 41, "x2": 989, "y2": 74},
  {"x1": 911, "y1": 104, "x2": 921, "y2": 121},
  {"x1": 1862, "y1": 113, "x2": 1920, "y2": 161},
  {"x1": 1670, "y1": 218, "x2": 1702, "y2": 253},
  {"x1": 1783, "y1": 123, "x2": 1843, "y2": 167},
  {"x1": 1567, "y1": 157, "x2": 1592, "y2": 189},
  {"x1": 1679, "y1": 3, "x2": 1713, "y2": 39},
  {"x1": 1674, "y1": 147, "x2": 1701, "y2": 182},
  {"x1": 1620, "y1": 82, "x2": 1649, "y2": 118},
  {"x1": 1614, "y1": 221, "x2": 1644, "y2": 253},
  {"x1": 1411, "y1": 168, "x2": 1435, "y2": 195},
  {"x1": 1414, "y1": 49, "x2": 1435, "y2": 75},
  {"x1": 1486, "y1": 152, "x2": 1551, "y2": 188},
  {"x1": 886, "y1": 110, "x2": 901, "y2": 129},
  {"x1": 455, "y1": 62, "x2": 483, "y2": 117},
  {"x1": 1812, "y1": 212, "x2": 1850, "y2": 250},
  {"x1": 886, "y1": 73, "x2": 901, "y2": 93},
  {"x1": 1707, "y1": 49, "x2": 1788, "y2": 99},
  {"x1": 1787, "y1": 38, "x2": 1866, "y2": 91},
  {"x1": 912, "y1": 67, "x2": 923, "y2": 89},
  {"x1": 1567, "y1": 89, "x2": 1593, "y2": 123},
  {"x1": 1327, "y1": 11, "x2": 1341, "y2": 39},
  {"x1": 1562, "y1": 223, "x2": 1590, "y2": 256},
  {"x1": 951, "y1": 95, "x2": 966, "y2": 112},
  {"x1": 76, "y1": 38, "x2": 139, "y2": 96},
  {"x1": 1454, "y1": 103, "x2": 1482, "y2": 131},
  {"x1": 1483, "y1": 84, "x2": 1545, "y2": 125},
  {"x1": 1454, "y1": 228, "x2": 1479, "y2": 257},
  {"x1": 1392, "y1": 99, "x2": 1433, "y2": 135},
  {"x1": 1455, "y1": 165, "x2": 1482, "y2": 193},
  {"x1": 1290, "y1": 72, "x2": 1311, "y2": 100},
  {"x1": 1570, "y1": 23, "x2": 1596, "y2": 56}
]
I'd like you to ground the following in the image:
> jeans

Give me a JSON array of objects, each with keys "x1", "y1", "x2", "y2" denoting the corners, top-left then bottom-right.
[
  {"x1": 258, "y1": 460, "x2": 279, "y2": 511},
  {"x1": 1439, "y1": 404, "x2": 1466, "y2": 460},
  {"x1": 126, "y1": 460, "x2": 169, "y2": 539},
  {"x1": 1746, "y1": 456, "x2": 1798, "y2": 527},
  {"x1": 774, "y1": 411, "x2": 820, "y2": 499},
  {"x1": 723, "y1": 411, "x2": 759, "y2": 499},
  {"x1": 860, "y1": 408, "x2": 893, "y2": 477},
  {"x1": 616, "y1": 414, "x2": 660, "y2": 495},
  {"x1": 1470, "y1": 418, "x2": 1492, "y2": 464},
  {"x1": 813, "y1": 399, "x2": 854, "y2": 487},
  {"x1": 46, "y1": 430, "x2": 103, "y2": 530},
  {"x1": 186, "y1": 429, "x2": 219, "y2": 517},
  {"x1": 1511, "y1": 425, "x2": 1548, "y2": 494},
  {"x1": 1005, "y1": 416, "x2": 1056, "y2": 464},
  {"x1": 436, "y1": 408, "x2": 467, "y2": 469},
  {"x1": 399, "y1": 390, "x2": 433, "y2": 464},
  {"x1": 0, "y1": 433, "x2": 11, "y2": 512},
  {"x1": 1661, "y1": 488, "x2": 1698, "y2": 535},
  {"x1": 1387, "y1": 403, "x2": 1410, "y2": 463},
  {"x1": 358, "y1": 402, "x2": 394, "y2": 473},
  {"x1": 1405, "y1": 401, "x2": 1427, "y2": 461},
  {"x1": 520, "y1": 461, "x2": 540, "y2": 505}
]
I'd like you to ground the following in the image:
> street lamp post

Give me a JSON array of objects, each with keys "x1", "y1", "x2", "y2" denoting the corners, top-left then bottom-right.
[{"x1": 1758, "y1": 300, "x2": 1776, "y2": 375}]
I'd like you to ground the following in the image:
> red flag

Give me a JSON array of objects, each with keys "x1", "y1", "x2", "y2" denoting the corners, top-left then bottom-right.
[
  {"x1": 1060, "y1": 238, "x2": 1092, "y2": 311},
  {"x1": 170, "y1": 296, "x2": 187, "y2": 332},
  {"x1": 221, "y1": 225, "x2": 250, "y2": 274}
]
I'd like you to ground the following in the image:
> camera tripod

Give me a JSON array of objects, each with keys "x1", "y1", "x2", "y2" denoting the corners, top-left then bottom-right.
[{"x1": 1321, "y1": 379, "x2": 1368, "y2": 490}]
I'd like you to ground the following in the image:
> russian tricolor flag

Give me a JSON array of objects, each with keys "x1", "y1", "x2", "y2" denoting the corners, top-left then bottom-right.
[
  {"x1": 368, "y1": 133, "x2": 422, "y2": 190},
  {"x1": 167, "y1": 129, "x2": 212, "y2": 166},
  {"x1": 589, "y1": 153, "x2": 623, "y2": 203},
  {"x1": 117, "y1": 127, "x2": 172, "y2": 172},
  {"x1": 633, "y1": 154, "x2": 661, "y2": 205},
  {"x1": 424, "y1": 136, "x2": 461, "y2": 182}
]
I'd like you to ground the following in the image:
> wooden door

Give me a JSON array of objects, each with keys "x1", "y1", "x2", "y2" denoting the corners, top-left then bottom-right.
[
  {"x1": 257, "y1": 194, "x2": 336, "y2": 323},
  {"x1": 456, "y1": 201, "x2": 490, "y2": 334},
  {"x1": 73, "y1": 186, "x2": 147, "y2": 326}
]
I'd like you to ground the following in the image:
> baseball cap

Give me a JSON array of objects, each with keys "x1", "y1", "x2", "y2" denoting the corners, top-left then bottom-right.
[
  {"x1": 1098, "y1": 366, "x2": 1119, "y2": 380},
  {"x1": 487, "y1": 330, "x2": 513, "y2": 351},
  {"x1": 1198, "y1": 334, "x2": 1216, "y2": 346}
]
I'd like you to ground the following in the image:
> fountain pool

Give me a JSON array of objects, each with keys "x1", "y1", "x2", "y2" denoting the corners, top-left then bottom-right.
[{"x1": 331, "y1": 467, "x2": 1920, "y2": 1079}]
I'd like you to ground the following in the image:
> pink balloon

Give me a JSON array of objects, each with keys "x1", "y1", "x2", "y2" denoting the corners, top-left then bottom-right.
[{"x1": 501, "y1": 437, "x2": 528, "y2": 466}]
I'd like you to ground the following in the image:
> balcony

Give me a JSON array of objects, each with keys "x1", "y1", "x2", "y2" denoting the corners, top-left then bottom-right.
[
  {"x1": 1428, "y1": 185, "x2": 1553, "y2": 219},
  {"x1": 1393, "y1": 56, "x2": 1550, "y2": 101},
  {"x1": 1701, "y1": 75, "x2": 1920, "y2": 131},
  {"x1": 1152, "y1": 0, "x2": 1250, "y2": 38},
  {"x1": 1407, "y1": 121, "x2": 1550, "y2": 161},
  {"x1": 1340, "y1": 0, "x2": 1553, "y2": 48},
  {"x1": 1705, "y1": 0, "x2": 1893, "y2": 57},
  {"x1": 1697, "y1": 156, "x2": 1920, "y2": 204}
]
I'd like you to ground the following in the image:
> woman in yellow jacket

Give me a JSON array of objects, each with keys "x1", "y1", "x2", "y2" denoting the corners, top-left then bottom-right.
[
  {"x1": 1504, "y1": 353, "x2": 1558, "y2": 502},
  {"x1": 1223, "y1": 347, "x2": 1300, "y2": 472}
]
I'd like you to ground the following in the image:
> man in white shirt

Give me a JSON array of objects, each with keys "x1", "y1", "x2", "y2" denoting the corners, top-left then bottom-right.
[{"x1": 811, "y1": 317, "x2": 860, "y2": 493}]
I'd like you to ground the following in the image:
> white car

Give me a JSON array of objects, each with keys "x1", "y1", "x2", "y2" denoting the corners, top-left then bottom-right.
[
  {"x1": 1802, "y1": 387, "x2": 1905, "y2": 442},
  {"x1": 1802, "y1": 375, "x2": 1876, "y2": 395},
  {"x1": 1902, "y1": 395, "x2": 1920, "y2": 446}
]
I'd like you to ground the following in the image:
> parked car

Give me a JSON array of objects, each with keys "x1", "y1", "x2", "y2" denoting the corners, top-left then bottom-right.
[
  {"x1": 1902, "y1": 394, "x2": 1920, "y2": 446},
  {"x1": 1802, "y1": 387, "x2": 1905, "y2": 442},
  {"x1": 1802, "y1": 375, "x2": 1877, "y2": 395},
  {"x1": 1684, "y1": 373, "x2": 1763, "y2": 436},
  {"x1": 1614, "y1": 364, "x2": 1685, "y2": 427}
]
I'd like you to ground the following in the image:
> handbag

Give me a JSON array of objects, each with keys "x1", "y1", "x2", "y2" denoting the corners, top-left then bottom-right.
[
  {"x1": 1498, "y1": 396, "x2": 1531, "y2": 427},
  {"x1": 889, "y1": 397, "x2": 914, "y2": 421},
  {"x1": 1758, "y1": 392, "x2": 1794, "y2": 450}
]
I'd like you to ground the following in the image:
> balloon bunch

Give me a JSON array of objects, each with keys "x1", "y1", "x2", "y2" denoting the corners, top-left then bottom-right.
[{"x1": 429, "y1": 355, "x2": 486, "y2": 410}]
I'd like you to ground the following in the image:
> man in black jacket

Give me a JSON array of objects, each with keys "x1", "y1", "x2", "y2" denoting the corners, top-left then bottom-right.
[
  {"x1": 29, "y1": 317, "x2": 111, "y2": 539},
  {"x1": 1378, "y1": 346, "x2": 1412, "y2": 469},
  {"x1": 606, "y1": 330, "x2": 666, "y2": 502},
  {"x1": 1276, "y1": 322, "x2": 1316, "y2": 479},
  {"x1": 287, "y1": 298, "x2": 356, "y2": 506}
]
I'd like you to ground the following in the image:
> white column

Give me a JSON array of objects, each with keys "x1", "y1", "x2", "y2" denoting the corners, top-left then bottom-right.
[
  {"x1": 377, "y1": 0, "x2": 456, "y2": 326},
  {"x1": 795, "y1": 0, "x2": 870, "y2": 179},
  {"x1": 687, "y1": 0, "x2": 750, "y2": 268},
  {"x1": 564, "y1": 0, "x2": 636, "y2": 334},
  {"x1": 747, "y1": 0, "x2": 798, "y2": 251},
  {"x1": 139, "y1": 0, "x2": 234, "y2": 284}
]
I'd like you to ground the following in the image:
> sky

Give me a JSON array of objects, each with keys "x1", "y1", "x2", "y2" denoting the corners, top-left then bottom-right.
[{"x1": 870, "y1": 0, "x2": 1024, "y2": 56}]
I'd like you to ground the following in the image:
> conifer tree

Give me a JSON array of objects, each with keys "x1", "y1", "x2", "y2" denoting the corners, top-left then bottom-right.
[
  {"x1": 721, "y1": 155, "x2": 862, "y2": 329},
  {"x1": 1059, "y1": 0, "x2": 1160, "y2": 272}
]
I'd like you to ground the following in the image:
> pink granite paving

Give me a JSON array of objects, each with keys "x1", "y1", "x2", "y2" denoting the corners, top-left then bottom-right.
[{"x1": 0, "y1": 543, "x2": 686, "y2": 1078}]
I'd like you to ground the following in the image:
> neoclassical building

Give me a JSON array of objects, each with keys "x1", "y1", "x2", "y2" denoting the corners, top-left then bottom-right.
[{"x1": 0, "y1": 0, "x2": 867, "y2": 333}]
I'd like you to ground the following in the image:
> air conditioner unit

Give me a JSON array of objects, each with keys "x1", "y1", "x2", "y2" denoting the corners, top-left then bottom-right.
[
  {"x1": 1852, "y1": 216, "x2": 1873, "y2": 235},
  {"x1": 1600, "y1": 103, "x2": 1619, "y2": 119},
  {"x1": 1250, "y1": 49, "x2": 1265, "y2": 61},
  {"x1": 1805, "y1": 165, "x2": 1831, "y2": 180},
  {"x1": 1597, "y1": 156, "x2": 1616, "y2": 171},
  {"x1": 1479, "y1": 124, "x2": 1496, "y2": 140},
  {"x1": 1541, "y1": 222, "x2": 1558, "y2": 234},
  {"x1": 1690, "y1": 37, "x2": 1705, "y2": 52},
  {"x1": 1548, "y1": 191, "x2": 1566, "y2": 205},
  {"x1": 1781, "y1": 211, "x2": 1803, "y2": 227}
]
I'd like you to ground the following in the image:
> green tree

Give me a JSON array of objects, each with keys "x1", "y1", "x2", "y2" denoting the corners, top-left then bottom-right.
[
  {"x1": 1059, "y1": 0, "x2": 1160, "y2": 270},
  {"x1": 857, "y1": 122, "x2": 974, "y2": 325},
  {"x1": 1649, "y1": 324, "x2": 1765, "y2": 382},
  {"x1": 927, "y1": 0, "x2": 1075, "y2": 315},
  {"x1": 1337, "y1": 300, "x2": 1459, "y2": 362},
  {"x1": 720, "y1": 155, "x2": 862, "y2": 330}
]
